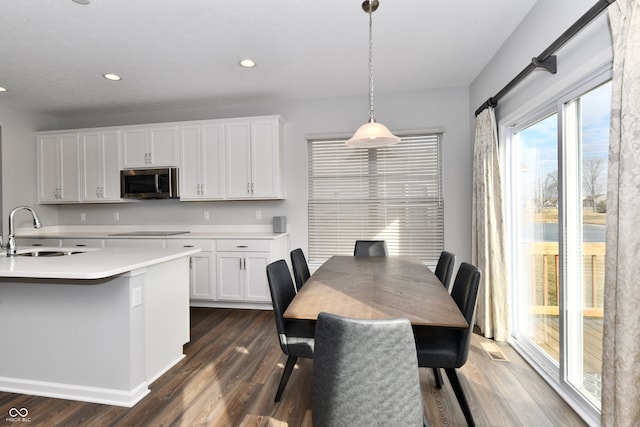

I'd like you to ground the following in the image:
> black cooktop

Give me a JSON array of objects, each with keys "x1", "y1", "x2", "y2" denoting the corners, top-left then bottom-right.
[{"x1": 107, "y1": 231, "x2": 190, "y2": 237}]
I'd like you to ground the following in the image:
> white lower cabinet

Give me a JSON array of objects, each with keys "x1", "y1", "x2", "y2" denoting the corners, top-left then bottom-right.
[
  {"x1": 216, "y1": 239, "x2": 274, "y2": 303},
  {"x1": 16, "y1": 234, "x2": 286, "y2": 307},
  {"x1": 167, "y1": 240, "x2": 215, "y2": 301}
]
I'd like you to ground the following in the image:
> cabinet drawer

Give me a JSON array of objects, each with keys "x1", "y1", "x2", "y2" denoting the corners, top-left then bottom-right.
[
  {"x1": 18, "y1": 238, "x2": 62, "y2": 247},
  {"x1": 166, "y1": 239, "x2": 215, "y2": 252},
  {"x1": 104, "y1": 239, "x2": 166, "y2": 248},
  {"x1": 62, "y1": 238, "x2": 104, "y2": 248},
  {"x1": 216, "y1": 239, "x2": 272, "y2": 252}
]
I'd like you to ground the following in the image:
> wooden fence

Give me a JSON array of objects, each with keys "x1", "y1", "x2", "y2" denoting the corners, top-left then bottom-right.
[{"x1": 525, "y1": 242, "x2": 605, "y2": 317}]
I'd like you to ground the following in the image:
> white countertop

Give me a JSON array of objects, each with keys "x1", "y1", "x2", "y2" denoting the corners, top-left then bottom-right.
[
  {"x1": 16, "y1": 225, "x2": 288, "y2": 240},
  {"x1": 0, "y1": 246, "x2": 200, "y2": 280}
]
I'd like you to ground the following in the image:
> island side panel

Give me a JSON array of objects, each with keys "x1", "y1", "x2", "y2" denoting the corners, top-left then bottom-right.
[
  {"x1": 143, "y1": 257, "x2": 190, "y2": 383},
  {"x1": 0, "y1": 274, "x2": 147, "y2": 406}
]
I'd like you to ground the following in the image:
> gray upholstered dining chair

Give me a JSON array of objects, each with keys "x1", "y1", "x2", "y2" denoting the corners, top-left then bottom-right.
[
  {"x1": 313, "y1": 312, "x2": 428, "y2": 427},
  {"x1": 413, "y1": 262, "x2": 481, "y2": 427},
  {"x1": 353, "y1": 240, "x2": 388, "y2": 256},
  {"x1": 434, "y1": 250, "x2": 456, "y2": 291},
  {"x1": 266, "y1": 260, "x2": 315, "y2": 402},
  {"x1": 290, "y1": 248, "x2": 310, "y2": 292}
]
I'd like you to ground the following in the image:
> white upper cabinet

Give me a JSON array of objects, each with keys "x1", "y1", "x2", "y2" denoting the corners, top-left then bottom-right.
[
  {"x1": 179, "y1": 123, "x2": 226, "y2": 200},
  {"x1": 38, "y1": 133, "x2": 81, "y2": 203},
  {"x1": 251, "y1": 118, "x2": 284, "y2": 198},
  {"x1": 225, "y1": 120, "x2": 252, "y2": 198},
  {"x1": 36, "y1": 115, "x2": 284, "y2": 204},
  {"x1": 121, "y1": 126, "x2": 178, "y2": 168},
  {"x1": 225, "y1": 116, "x2": 284, "y2": 199},
  {"x1": 81, "y1": 129, "x2": 122, "y2": 202}
]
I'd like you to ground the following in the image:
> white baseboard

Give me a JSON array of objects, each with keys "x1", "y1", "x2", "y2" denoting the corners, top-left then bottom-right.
[
  {"x1": 0, "y1": 376, "x2": 149, "y2": 407},
  {"x1": 190, "y1": 301, "x2": 272, "y2": 310}
]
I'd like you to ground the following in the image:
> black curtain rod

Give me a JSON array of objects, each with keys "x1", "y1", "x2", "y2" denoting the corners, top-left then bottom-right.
[{"x1": 474, "y1": 0, "x2": 616, "y2": 117}]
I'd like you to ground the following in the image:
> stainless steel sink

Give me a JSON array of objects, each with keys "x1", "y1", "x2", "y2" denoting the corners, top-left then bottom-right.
[{"x1": 15, "y1": 250, "x2": 83, "y2": 257}]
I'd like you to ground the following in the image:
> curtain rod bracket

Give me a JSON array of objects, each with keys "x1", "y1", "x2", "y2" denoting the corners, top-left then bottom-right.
[{"x1": 531, "y1": 55, "x2": 557, "y2": 74}]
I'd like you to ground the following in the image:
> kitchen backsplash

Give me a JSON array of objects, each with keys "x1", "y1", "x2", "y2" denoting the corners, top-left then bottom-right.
[{"x1": 55, "y1": 198, "x2": 288, "y2": 226}]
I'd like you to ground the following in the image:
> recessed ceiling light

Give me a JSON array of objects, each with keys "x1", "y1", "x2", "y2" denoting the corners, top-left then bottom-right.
[
  {"x1": 0, "y1": 87, "x2": 7, "y2": 92},
  {"x1": 72, "y1": 0, "x2": 91, "y2": 5},
  {"x1": 239, "y1": 59, "x2": 256, "y2": 68},
  {"x1": 103, "y1": 73, "x2": 122, "y2": 81}
]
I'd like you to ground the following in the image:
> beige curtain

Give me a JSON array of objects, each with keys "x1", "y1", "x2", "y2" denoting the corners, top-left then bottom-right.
[
  {"x1": 601, "y1": 1, "x2": 640, "y2": 425},
  {"x1": 471, "y1": 107, "x2": 509, "y2": 342}
]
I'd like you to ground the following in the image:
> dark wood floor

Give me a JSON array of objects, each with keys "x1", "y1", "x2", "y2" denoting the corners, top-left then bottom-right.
[{"x1": 0, "y1": 308, "x2": 588, "y2": 426}]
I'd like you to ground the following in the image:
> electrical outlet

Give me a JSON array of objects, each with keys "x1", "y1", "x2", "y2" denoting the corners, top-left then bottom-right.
[
  {"x1": 132, "y1": 287, "x2": 143, "y2": 307},
  {"x1": 203, "y1": 210, "x2": 210, "y2": 220},
  {"x1": 80, "y1": 212, "x2": 86, "y2": 221},
  {"x1": 256, "y1": 210, "x2": 262, "y2": 220},
  {"x1": 114, "y1": 211, "x2": 120, "y2": 221}
]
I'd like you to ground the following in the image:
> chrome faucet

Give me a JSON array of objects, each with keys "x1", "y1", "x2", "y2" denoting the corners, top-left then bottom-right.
[{"x1": 3, "y1": 206, "x2": 43, "y2": 256}]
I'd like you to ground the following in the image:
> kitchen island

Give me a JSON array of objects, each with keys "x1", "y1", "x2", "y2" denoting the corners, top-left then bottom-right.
[{"x1": 0, "y1": 246, "x2": 200, "y2": 407}]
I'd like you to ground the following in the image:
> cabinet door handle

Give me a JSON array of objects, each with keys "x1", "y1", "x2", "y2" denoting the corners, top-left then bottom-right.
[
  {"x1": 247, "y1": 182, "x2": 251, "y2": 194},
  {"x1": 236, "y1": 245, "x2": 248, "y2": 248},
  {"x1": 251, "y1": 182, "x2": 254, "y2": 194}
]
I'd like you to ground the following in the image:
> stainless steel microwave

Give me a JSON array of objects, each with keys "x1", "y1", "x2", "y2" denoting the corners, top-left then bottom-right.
[{"x1": 120, "y1": 168, "x2": 179, "y2": 199}]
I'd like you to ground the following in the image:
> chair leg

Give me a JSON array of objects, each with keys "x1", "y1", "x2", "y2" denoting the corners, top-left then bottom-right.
[
  {"x1": 275, "y1": 356, "x2": 298, "y2": 402},
  {"x1": 444, "y1": 368, "x2": 475, "y2": 427},
  {"x1": 432, "y1": 368, "x2": 443, "y2": 389}
]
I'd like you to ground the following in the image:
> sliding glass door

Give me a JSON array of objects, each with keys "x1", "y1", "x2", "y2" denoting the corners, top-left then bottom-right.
[
  {"x1": 512, "y1": 112, "x2": 560, "y2": 364},
  {"x1": 507, "y1": 77, "x2": 611, "y2": 417}
]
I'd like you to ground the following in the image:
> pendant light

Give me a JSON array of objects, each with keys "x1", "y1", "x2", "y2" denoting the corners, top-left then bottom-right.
[{"x1": 346, "y1": 0, "x2": 400, "y2": 148}]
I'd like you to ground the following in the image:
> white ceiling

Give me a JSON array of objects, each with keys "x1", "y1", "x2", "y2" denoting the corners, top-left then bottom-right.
[{"x1": 0, "y1": 0, "x2": 538, "y2": 117}]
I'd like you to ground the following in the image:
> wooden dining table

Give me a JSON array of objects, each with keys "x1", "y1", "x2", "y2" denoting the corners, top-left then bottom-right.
[{"x1": 283, "y1": 255, "x2": 468, "y2": 328}]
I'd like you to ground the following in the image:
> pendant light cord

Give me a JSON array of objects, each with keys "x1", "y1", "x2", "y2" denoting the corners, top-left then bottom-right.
[{"x1": 367, "y1": 2, "x2": 376, "y2": 123}]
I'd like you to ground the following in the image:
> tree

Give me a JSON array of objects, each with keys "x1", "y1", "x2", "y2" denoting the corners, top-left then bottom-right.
[
  {"x1": 583, "y1": 158, "x2": 606, "y2": 212},
  {"x1": 544, "y1": 169, "x2": 558, "y2": 207}
]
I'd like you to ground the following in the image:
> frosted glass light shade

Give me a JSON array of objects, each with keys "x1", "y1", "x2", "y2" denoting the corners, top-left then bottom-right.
[{"x1": 345, "y1": 121, "x2": 401, "y2": 148}]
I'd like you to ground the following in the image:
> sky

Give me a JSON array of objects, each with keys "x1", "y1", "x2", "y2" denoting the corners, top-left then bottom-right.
[{"x1": 517, "y1": 80, "x2": 612, "y2": 185}]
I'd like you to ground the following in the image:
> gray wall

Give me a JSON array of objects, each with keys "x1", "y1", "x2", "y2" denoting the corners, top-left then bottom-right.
[
  {"x1": 470, "y1": 0, "x2": 613, "y2": 123},
  {"x1": 0, "y1": 100, "x2": 59, "y2": 234},
  {"x1": 8, "y1": 87, "x2": 473, "y2": 264}
]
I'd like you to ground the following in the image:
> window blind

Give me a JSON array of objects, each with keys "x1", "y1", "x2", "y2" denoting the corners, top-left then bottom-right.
[{"x1": 307, "y1": 134, "x2": 444, "y2": 266}]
